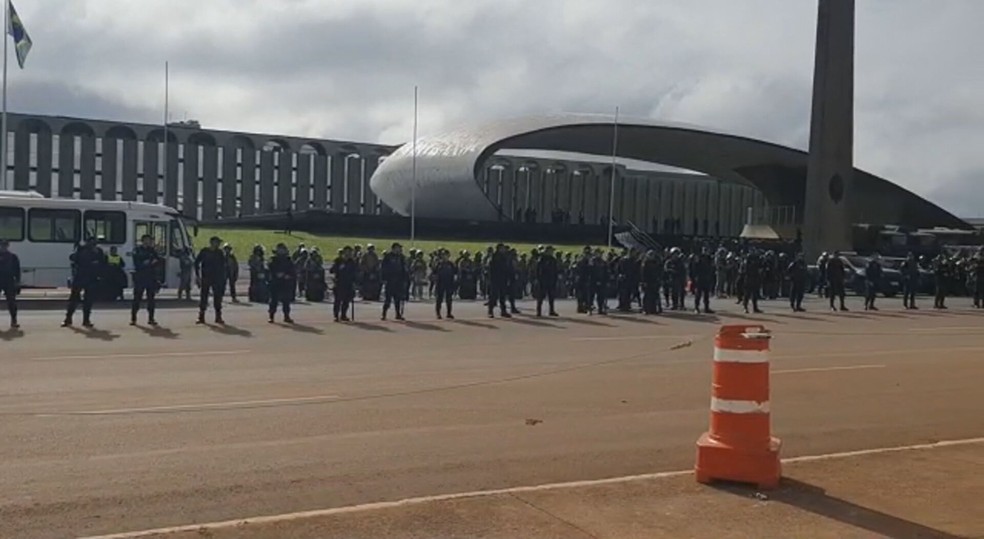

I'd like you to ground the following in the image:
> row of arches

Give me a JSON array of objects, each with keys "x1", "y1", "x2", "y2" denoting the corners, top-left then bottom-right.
[
  {"x1": 5, "y1": 114, "x2": 394, "y2": 220},
  {"x1": 479, "y1": 158, "x2": 764, "y2": 237}
]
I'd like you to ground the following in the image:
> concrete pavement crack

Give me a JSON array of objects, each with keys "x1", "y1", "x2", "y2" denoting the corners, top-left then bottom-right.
[{"x1": 508, "y1": 492, "x2": 602, "y2": 539}]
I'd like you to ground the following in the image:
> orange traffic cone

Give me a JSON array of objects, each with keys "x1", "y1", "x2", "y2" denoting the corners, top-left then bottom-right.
[{"x1": 696, "y1": 324, "x2": 781, "y2": 489}]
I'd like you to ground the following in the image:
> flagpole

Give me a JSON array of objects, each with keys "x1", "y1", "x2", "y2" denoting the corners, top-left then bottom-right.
[
  {"x1": 1, "y1": 0, "x2": 9, "y2": 191},
  {"x1": 410, "y1": 85, "x2": 418, "y2": 248},
  {"x1": 163, "y1": 61, "x2": 169, "y2": 200},
  {"x1": 607, "y1": 106, "x2": 619, "y2": 248}
]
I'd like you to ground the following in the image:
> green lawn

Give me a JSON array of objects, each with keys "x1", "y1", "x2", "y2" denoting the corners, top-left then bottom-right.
[{"x1": 195, "y1": 227, "x2": 596, "y2": 257}]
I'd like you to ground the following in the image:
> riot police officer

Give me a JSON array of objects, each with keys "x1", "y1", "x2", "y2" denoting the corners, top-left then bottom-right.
[
  {"x1": 330, "y1": 246, "x2": 357, "y2": 322},
  {"x1": 900, "y1": 252, "x2": 920, "y2": 310},
  {"x1": 787, "y1": 253, "x2": 807, "y2": 312},
  {"x1": 863, "y1": 254, "x2": 883, "y2": 311},
  {"x1": 826, "y1": 251, "x2": 849, "y2": 312},
  {"x1": 691, "y1": 246, "x2": 716, "y2": 314},
  {"x1": 248, "y1": 245, "x2": 269, "y2": 303},
  {"x1": 641, "y1": 249, "x2": 663, "y2": 315},
  {"x1": 741, "y1": 249, "x2": 763, "y2": 314},
  {"x1": 434, "y1": 249, "x2": 457, "y2": 319},
  {"x1": 381, "y1": 242, "x2": 409, "y2": 321},
  {"x1": 974, "y1": 249, "x2": 984, "y2": 309},
  {"x1": 535, "y1": 246, "x2": 560, "y2": 317},
  {"x1": 0, "y1": 239, "x2": 20, "y2": 328},
  {"x1": 574, "y1": 247, "x2": 592, "y2": 313},
  {"x1": 487, "y1": 244, "x2": 512, "y2": 319},
  {"x1": 589, "y1": 250, "x2": 610, "y2": 315},
  {"x1": 195, "y1": 236, "x2": 228, "y2": 325},
  {"x1": 223, "y1": 244, "x2": 240, "y2": 303},
  {"x1": 267, "y1": 242, "x2": 296, "y2": 324},
  {"x1": 105, "y1": 246, "x2": 127, "y2": 301},
  {"x1": 933, "y1": 253, "x2": 949, "y2": 310},
  {"x1": 63, "y1": 236, "x2": 106, "y2": 328},
  {"x1": 130, "y1": 234, "x2": 163, "y2": 326}
]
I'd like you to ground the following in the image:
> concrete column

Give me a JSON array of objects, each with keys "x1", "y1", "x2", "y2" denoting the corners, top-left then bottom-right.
[
  {"x1": 329, "y1": 153, "x2": 345, "y2": 213},
  {"x1": 512, "y1": 168, "x2": 527, "y2": 219},
  {"x1": 277, "y1": 151, "x2": 293, "y2": 211},
  {"x1": 362, "y1": 156, "x2": 379, "y2": 215},
  {"x1": 13, "y1": 129, "x2": 29, "y2": 190},
  {"x1": 101, "y1": 138, "x2": 118, "y2": 200},
  {"x1": 597, "y1": 171, "x2": 612, "y2": 226},
  {"x1": 543, "y1": 170, "x2": 557, "y2": 222},
  {"x1": 658, "y1": 180, "x2": 671, "y2": 233},
  {"x1": 121, "y1": 139, "x2": 137, "y2": 201},
  {"x1": 240, "y1": 148, "x2": 257, "y2": 216},
  {"x1": 57, "y1": 134, "x2": 74, "y2": 197},
  {"x1": 141, "y1": 140, "x2": 158, "y2": 203},
  {"x1": 501, "y1": 166, "x2": 515, "y2": 220},
  {"x1": 163, "y1": 142, "x2": 179, "y2": 209},
  {"x1": 258, "y1": 150, "x2": 275, "y2": 213},
  {"x1": 718, "y1": 183, "x2": 732, "y2": 236},
  {"x1": 635, "y1": 177, "x2": 649, "y2": 229},
  {"x1": 804, "y1": 0, "x2": 855, "y2": 257},
  {"x1": 344, "y1": 156, "x2": 361, "y2": 214},
  {"x1": 312, "y1": 154, "x2": 328, "y2": 210},
  {"x1": 570, "y1": 171, "x2": 584, "y2": 221},
  {"x1": 35, "y1": 132, "x2": 52, "y2": 196},
  {"x1": 581, "y1": 172, "x2": 596, "y2": 224},
  {"x1": 556, "y1": 170, "x2": 570, "y2": 218},
  {"x1": 646, "y1": 178, "x2": 660, "y2": 232},
  {"x1": 296, "y1": 152, "x2": 312, "y2": 212},
  {"x1": 221, "y1": 146, "x2": 238, "y2": 218},
  {"x1": 79, "y1": 135, "x2": 96, "y2": 200},
  {"x1": 200, "y1": 145, "x2": 218, "y2": 221},
  {"x1": 182, "y1": 144, "x2": 200, "y2": 219}
]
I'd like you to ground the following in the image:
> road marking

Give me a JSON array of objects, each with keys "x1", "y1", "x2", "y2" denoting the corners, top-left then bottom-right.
[
  {"x1": 48, "y1": 395, "x2": 342, "y2": 416},
  {"x1": 773, "y1": 364, "x2": 886, "y2": 375},
  {"x1": 75, "y1": 436, "x2": 984, "y2": 539},
  {"x1": 32, "y1": 350, "x2": 250, "y2": 361},
  {"x1": 572, "y1": 335, "x2": 697, "y2": 342},
  {"x1": 910, "y1": 326, "x2": 981, "y2": 332},
  {"x1": 775, "y1": 345, "x2": 984, "y2": 361}
]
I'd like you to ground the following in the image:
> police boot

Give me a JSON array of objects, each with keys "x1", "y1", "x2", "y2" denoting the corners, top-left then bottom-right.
[
  {"x1": 10, "y1": 316, "x2": 19, "y2": 329},
  {"x1": 196, "y1": 312, "x2": 206, "y2": 324}
]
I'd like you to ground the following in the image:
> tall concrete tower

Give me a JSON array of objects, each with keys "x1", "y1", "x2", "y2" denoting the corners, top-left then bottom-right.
[{"x1": 803, "y1": 0, "x2": 855, "y2": 259}]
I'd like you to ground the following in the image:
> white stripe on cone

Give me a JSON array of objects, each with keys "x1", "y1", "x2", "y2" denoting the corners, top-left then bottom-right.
[
  {"x1": 713, "y1": 348, "x2": 770, "y2": 364},
  {"x1": 710, "y1": 397, "x2": 770, "y2": 414}
]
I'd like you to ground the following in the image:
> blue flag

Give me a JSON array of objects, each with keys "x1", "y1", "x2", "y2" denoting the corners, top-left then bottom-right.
[{"x1": 8, "y1": 0, "x2": 31, "y2": 69}]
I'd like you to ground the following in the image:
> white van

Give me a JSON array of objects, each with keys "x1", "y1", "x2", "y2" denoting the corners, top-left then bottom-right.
[{"x1": 0, "y1": 191, "x2": 194, "y2": 289}]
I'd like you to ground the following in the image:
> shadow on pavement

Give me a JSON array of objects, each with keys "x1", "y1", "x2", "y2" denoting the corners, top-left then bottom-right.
[
  {"x1": 663, "y1": 311, "x2": 721, "y2": 324},
  {"x1": 206, "y1": 324, "x2": 253, "y2": 338},
  {"x1": 346, "y1": 321, "x2": 393, "y2": 332},
  {"x1": 766, "y1": 479, "x2": 967, "y2": 539},
  {"x1": 559, "y1": 317, "x2": 614, "y2": 327},
  {"x1": 721, "y1": 312, "x2": 780, "y2": 324},
  {"x1": 608, "y1": 313, "x2": 660, "y2": 324},
  {"x1": 276, "y1": 322, "x2": 324, "y2": 335},
  {"x1": 768, "y1": 312, "x2": 833, "y2": 323},
  {"x1": 137, "y1": 325, "x2": 180, "y2": 339},
  {"x1": 452, "y1": 319, "x2": 498, "y2": 330},
  {"x1": 400, "y1": 320, "x2": 450, "y2": 332},
  {"x1": 0, "y1": 328, "x2": 25, "y2": 341},
  {"x1": 67, "y1": 326, "x2": 120, "y2": 342},
  {"x1": 504, "y1": 316, "x2": 563, "y2": 329}
]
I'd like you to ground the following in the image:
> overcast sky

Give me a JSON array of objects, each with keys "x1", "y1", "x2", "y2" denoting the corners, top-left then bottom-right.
[{"x1": 8, "y1": 0, "x2": 983, "y2": 216}]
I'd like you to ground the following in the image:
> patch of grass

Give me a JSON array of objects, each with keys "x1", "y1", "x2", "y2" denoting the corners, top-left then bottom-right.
[{"x1": 195, "y1": 227, "x2": 596, "y2": 257}]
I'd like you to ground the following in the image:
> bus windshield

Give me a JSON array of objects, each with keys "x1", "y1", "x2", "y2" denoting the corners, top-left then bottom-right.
[{"x1": 169, "y1": 216, "x2": 194, "y2": 256}]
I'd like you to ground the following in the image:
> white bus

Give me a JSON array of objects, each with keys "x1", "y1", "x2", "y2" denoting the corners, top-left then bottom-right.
[{"x1": 0, "y1": 191, "x2": 195, "y2": 289}]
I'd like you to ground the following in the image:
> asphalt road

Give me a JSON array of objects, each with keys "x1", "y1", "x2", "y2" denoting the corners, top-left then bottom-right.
[{"x1": 1, "y1": 296, "x2": 982, "y2": 539}]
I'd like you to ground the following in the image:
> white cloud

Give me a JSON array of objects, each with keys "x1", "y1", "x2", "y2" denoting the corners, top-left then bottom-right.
[{"x1": 6, "y1": 0, "x2": 984, "y2": 215}]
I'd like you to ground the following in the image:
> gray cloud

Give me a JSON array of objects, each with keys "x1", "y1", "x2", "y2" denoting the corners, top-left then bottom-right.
[{"x1": 6, "y1": 0, "x2": 984, "y2": 216}]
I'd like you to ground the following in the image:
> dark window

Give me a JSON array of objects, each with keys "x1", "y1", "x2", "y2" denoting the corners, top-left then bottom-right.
[
  {"x1": 0, "y1": 207, "x2": 25, "y2": 241},
  {"x1": 84, "y1": 210, "x2": 127, "y2": 244},
  {"x1": 29, "y1": 208, "x2": 81, "y2": 243}
]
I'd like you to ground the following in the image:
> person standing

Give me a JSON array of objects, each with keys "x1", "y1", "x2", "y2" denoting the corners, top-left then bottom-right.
[
  {"x1": 267, "y1": 243, "x2": 296, "y2": 324},
  {"x1": 973, "y1": 249, "x2": 984, "y2": 309},
  {"x1": 487, "y1": 244, "x2": 512, "y2": 319},
  {"x1": 574, "y1": 247, "x2": 592, "y2": 314},
  {"x1": 433, "y1": 250, "x2": 457, "y2": 319},
  {"x1": 63, "y1": 236, "x2": 106, "y2": 328},
  {"x1": 0, "y1": 239, "x2": 21, "y2": 328},
  {"x1": 535, "y1": 246, "x2": 560, "y2": 317},
  {"x1": 826, "y1": 251, "x2": 848, "y2": 312},
  {"x1": 130, "y1": 234, "x2": 163, "y2": 326},
  {"x1": 900, "y1": 252, "x2": 920, "y2": 310},
  {"x1": 692, "y1": 247, "x2": 716, "y2": 314},
  {"x1": 178, "y1": 247, "x2": 194, "y2": 301},
  {"x1": 223, "y1": 244, "x2": 240, "y2": 303},
  {"x1": 381, "y1": 243, "x2": 409, "y2": 321},
  {"x1": 330, "y1": 246, "x2": 357, "y2": 322},
  {"x1": 195, "y1": 236, "x2": 228, "y2": 325},
  {"x1": 105, "y1": 246, "x2": 127, "y2": 301},
  {"x1": 787, "y1": 253, "x2": 807, "y2": 312},
  {"x1": 589, "y1": 251, "x2": 610, "y2": 315},
  {"x1": 641, "y1": 250, "x2": 663, "y2": 315},
  {"x1": 933, "y1": 253, "x2": 949, "y2": 310},
  {"x1": 864, "y1": 255, "x2": 884, "y2": 311},
  {"x1": 741, "y1": 249, "x2": 763, "y2": 314}
]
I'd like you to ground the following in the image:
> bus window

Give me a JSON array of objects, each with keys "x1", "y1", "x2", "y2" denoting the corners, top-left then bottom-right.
[
  {"x1": 84, "y1": 210, "x2": 127, "y2": 244},
  {"x1": 0, "y1": 207, "x2": 25, "y2": 241},
  {"x1": 134, "y1": 221, "x2": 168, "y2": 254},
  {"x1": 29, "y1": 208, "x2": 80, "y2": 243}
]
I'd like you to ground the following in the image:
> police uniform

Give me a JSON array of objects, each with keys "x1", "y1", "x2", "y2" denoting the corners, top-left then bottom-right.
[
  {"x1": 535, "y1": 249, "x2": 560, "y2": 317},
  {"x1": 195, "y1": 240, "x2": 229, "y2": 324},
  {"x1": 826, "y1": 254, "x2": 848, "y2": 311},
  {"x1": 589, "y1": 255, "x2": 610, "y2": 315},
  {"x1": 0, "y1": 241, "x2": 21, "y2": 328},
  {"x1": 381, "y1": 246, "x2": 409, "y2": 320},
  {"x1": 330, "y1": 251, "x2": 358, "y2": 322},
  {"x1": 434, "y1": 257, "x2": 457, "y2": 319},
  {"x1": 106, "y1": 249, "x2": 127, "y2": 301},
  {"x1": 741, "y1": 251, "x2": 763, "y2": 314},
  {"x1": 64, "y1": 241, "x2": 107, "y2": 327},
  {"x1": 267, "y1": 249, "x2": 296, "y2": 323},
  {"x1": 973, "y1": 254, "x2": 984, "y2": 309},
  {"x1": 691, "y1": 250, "x2": 716, "y2": 314},
  {"x1": 864, "y1": 257, "x2": 883, "y2": 311},
  {"x1": 641, "y1": 252, "x2": 663, "y2": 315},
  {"x1": 487, "y1": 246, "x2": 512, "y2": 318},
  {"x1": 131, "y1": 243, "x2": 163, "y2": 325},
  {"x1": 224, "y1": 247, "x2": 240, "y2": 302},
  {"x1": 900, "y1": 255, "x2": 920, "y2": 309},
  {"x1": 787, "y1": 256, "x2": 807, "y2": 312}
]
